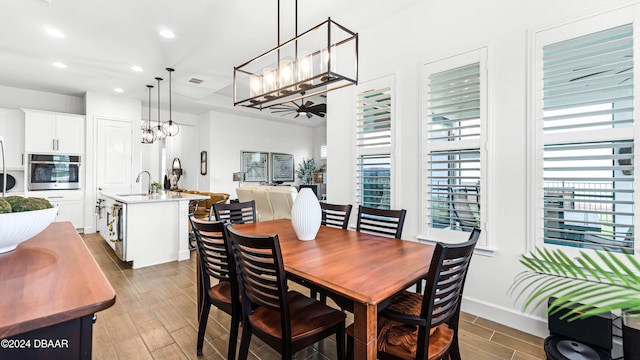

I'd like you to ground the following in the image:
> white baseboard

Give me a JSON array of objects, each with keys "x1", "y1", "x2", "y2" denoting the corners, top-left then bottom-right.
[{"x1": 461, "y1": 295, "x2": 549, "y2": 338}]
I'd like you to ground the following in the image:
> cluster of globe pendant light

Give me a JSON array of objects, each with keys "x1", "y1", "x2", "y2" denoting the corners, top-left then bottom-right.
[{"x1": 141, "y1": 67, "x2": 179, "y2": 144}]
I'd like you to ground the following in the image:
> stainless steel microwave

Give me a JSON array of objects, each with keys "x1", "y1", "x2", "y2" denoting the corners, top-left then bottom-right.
[{"x1": 28, "y1": 154, "x2": 81, "y2": 190}]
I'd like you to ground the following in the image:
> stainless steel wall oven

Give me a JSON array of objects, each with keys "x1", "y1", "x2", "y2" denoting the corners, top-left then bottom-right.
[{"x1": 28, "y1": 154, "x2": 81, "y2": 190}]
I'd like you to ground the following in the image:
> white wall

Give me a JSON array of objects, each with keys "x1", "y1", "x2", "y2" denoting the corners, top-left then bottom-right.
[
  {"x1": 0, "y1": 85, "x2": 84, "y2": 115},
  {"x1": 328, "y1": 0, "x2": 633, "y2": 337},
  {"x1": 203, "y1": 111, "x2": 317, "y2": 197},
  {"x1": 197, "y1": 112, "x2": 212, "y2": 190}
]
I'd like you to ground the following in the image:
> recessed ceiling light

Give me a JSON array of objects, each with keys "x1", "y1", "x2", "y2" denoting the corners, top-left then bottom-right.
[
  {"x1": 51, "y1": 62, "x2": 67, "y2": 69},
  {"x1": 159, "y1": 29, "x2": 175, "y2": 39},
  {"x1": 46, "y1": 28, "x2": 64, "y2": 38},
  {"x1": 114, "y1": 88, "x2": 124, "y2": 93},
  {"x1": 131, "y1": 66, "x2": 144, "y2": 72}
]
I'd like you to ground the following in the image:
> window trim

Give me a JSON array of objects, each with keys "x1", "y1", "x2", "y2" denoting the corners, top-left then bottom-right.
[
  {"x1": 526, "y1": 5, "x2": 640, "y2": 256},
  {"x1": 418, "y1": 47, "x2": 491, "y2": 249},
  {"x1": 353, "y1": 75, "x2": 398, "y2": 210}
]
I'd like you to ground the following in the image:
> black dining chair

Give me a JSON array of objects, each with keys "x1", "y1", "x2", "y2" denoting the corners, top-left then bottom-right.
[
  {"x1": 189, "y1": 215, "x2": 241, "y2": 359},
  {"x1": 356, "y1": 205, "x2": 407, "y2": 239},
  {"x1": 347, "y1": 228, "x2": 480, "y2": 360},
  {"x1": 310, "y1": 202, "x2": 354, "y2": 301},
  {"x1": 212, "y1": 200, "x2": 257, "y2": 224},
  {"x1": 225, "y1": 223, "x2": 346, "y2": 360},
  {"x1": 321, "y1": 202, "x2": 353, "y2": 229},
  {"x1": 356, "y1": 205, "x2": 420, "y2": 292}
]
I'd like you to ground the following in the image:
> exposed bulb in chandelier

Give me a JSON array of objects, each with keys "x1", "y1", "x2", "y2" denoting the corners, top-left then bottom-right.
[
  {"x1": 154, "y1": 77, "x2": 167, "y2": 140},
  {"x1": 142, "y1": 84, "x2": 156, "y2": 144},
  {"x1": 162, "y1": 120, "x2": 179, "y2": 136},
  {"x1": 141, "y1": 127, "x2": 156, "y2": 143},
  {"x1": 154, "y1": 124, "x2": 167, "y2": 140},
  {"x1": 162, "y1": 68, "x2": 180, "y2": 136}
]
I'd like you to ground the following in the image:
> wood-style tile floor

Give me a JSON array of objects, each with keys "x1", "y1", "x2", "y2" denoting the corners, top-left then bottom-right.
[{"x1": 83, "y1": 232, "x2": 546, "y2": 360}]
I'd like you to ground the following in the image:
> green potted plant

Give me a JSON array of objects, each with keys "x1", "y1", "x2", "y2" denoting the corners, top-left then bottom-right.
[
  {"x1": 296, "y1": 158, "x2": 323, "y2": 185},
  {"x1": 511, "y1": 247, "x2": 640, "y2": 356},
  {"x1": 150, "y1": 181, "x2": 163, "y2": 194}
]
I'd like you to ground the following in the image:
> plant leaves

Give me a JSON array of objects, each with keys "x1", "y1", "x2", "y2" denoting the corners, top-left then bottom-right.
[{"x1": 512, "y1": 247, "x2": 640, "y2": 322}]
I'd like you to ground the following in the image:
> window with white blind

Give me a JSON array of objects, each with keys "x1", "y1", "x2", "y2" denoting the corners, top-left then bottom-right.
[
  {"x1": 532, "y1": 10, "x2": 637, "y2": 254},
  {"x1": 355, "y1": 77, "x2": 394, "y2": 210},
  {"x1": 422, "y1": 49, "x2": 487, "y2": 242}
]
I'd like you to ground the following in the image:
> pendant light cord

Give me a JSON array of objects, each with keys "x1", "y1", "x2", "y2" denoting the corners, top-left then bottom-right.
[
  {"x1": 155, "y1": 77, "x2": 162, "y2": 127},
  {"x1": 166, "y1": 68, "x2": 174, "y2": 124},
  {"x1": 147, "y1": 85, "x2": 153, "y2": 127}
]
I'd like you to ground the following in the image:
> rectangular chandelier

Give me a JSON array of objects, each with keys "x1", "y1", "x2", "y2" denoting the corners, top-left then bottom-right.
[{"x1": 234, "y1": 17, "x2": 358, "y2": 110}]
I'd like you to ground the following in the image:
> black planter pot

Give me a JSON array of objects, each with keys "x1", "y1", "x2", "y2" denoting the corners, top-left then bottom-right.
[{"x1": 623, "y1": 314, "x2": 640, "y2": 360}]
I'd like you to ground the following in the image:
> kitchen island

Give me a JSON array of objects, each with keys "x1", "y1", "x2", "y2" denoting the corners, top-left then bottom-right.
[
  {"x1": 0, "y1": 222, "x2": 116, "y2": 359},
  {"x1": 99, "y1": 191, "x2": 208, "y2": 269}
]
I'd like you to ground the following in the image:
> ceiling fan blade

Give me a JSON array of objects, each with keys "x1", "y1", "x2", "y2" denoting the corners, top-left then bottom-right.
[
  {"x1": 306, "y1": 112, "x2": 313, "y2": 119},
  {"x1": 304, "y1": 101, "x2": 314, "y2": 108},
  {"x1": 308, "y1": 103, "x2": 326, "y2": 114},
  {"x1": 294, "y1": 114, "x2": 300, "y2": 119},
  {"x1": 271, "y1": 105, "x2": 297, "y2": 110},
  {"x1": 272, "y1": 109, "x2": 295, "y2": 113}
]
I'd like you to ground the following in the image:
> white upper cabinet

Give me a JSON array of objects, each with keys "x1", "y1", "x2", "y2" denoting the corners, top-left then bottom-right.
[
  {"x1": 23, "y1": 109, "x2": 84, "y2": 154},
  {"x1": 55, "y1": 114, "x2": 85, "y2": 154}
]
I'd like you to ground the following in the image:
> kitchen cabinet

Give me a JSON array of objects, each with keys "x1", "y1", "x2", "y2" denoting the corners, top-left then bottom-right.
[
  {"x1": 100, "y1": 191, "x2": 208, "y2": 269},
  {"x1": 28, "y1": 189, "x2": 85, "y2": 229},
  {"x1": 23, "y1": 109, "x2": 84, "y2": 154}
]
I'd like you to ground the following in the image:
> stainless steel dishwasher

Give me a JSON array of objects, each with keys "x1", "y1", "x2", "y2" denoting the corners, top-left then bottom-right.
[{"x1": 111, "y1": 202, "x2": 127, "y2": 261}]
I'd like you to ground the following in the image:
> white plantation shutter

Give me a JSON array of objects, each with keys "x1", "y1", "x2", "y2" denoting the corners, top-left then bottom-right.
[
  {"x1": 543, "y1": 24, "x2": 634, "y2": 133},
  {"x1": 536, "y1": 19, "x2": 635, "y2": 253},
  {"x1": 356, "y1": 87, "x2": 391, "y2": 148},
  {"x1": 355, "y1": 80, "x2": 393, "y2": 209},
  {"x1": 356, "y1": 154, "x2": 391, "y2": 208},
  {"x1": 423, "y1": 49, "x2": 486, "y2": 239}
]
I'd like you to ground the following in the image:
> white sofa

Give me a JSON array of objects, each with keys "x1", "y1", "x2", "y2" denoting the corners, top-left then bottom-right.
[{"x1": 235, "y1": 185, "x2": 298, "y2": 221}]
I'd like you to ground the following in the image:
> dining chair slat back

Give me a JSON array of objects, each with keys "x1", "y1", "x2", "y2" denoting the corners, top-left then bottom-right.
[
  {"x1": 213, "y1": 200, "x2": 257, "y2": 224},
  {"x1": 225, "y1": 224, "x2": 347, "y2": 360},
  {"x1": 229, "y1": 227, "x2": 284, "y2": 311},
  {"x1": 189, "y1": 215, "x2": 240, "y2": 359},
  {"x1": 321, "y1": 202, "x2": 353, "y2": 229},
  {"x1": 356, "y1": 205, "x2": 407, "y2": 239},
  {"x1": 370, "y1": 228, "x2": 480, "y2": 360}
]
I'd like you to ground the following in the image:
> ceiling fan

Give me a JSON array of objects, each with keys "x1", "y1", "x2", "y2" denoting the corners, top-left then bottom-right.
[{"x1": 271, "y1": 99, "x2": 326, "y2": 119}]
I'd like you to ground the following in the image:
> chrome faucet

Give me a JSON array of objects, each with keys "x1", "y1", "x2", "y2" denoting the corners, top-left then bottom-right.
[{"x1": 136, "y1": 170, "x2": 151, "y2": 194}]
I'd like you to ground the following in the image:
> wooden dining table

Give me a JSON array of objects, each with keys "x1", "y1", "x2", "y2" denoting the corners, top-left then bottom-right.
[{"x1": 232, "y1": 219, "x2": 435, "y2": 360}]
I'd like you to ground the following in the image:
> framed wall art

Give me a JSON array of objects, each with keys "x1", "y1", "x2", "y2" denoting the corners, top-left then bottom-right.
[
  {"x1": 241, "y1": 151, "x2": 269, "y2": 182},
  {"x1": 200, "y1": 151, "x2": 207, "y2": 175},
  {"x1": 270, "y1": 153, "x2": 294, "y2": 182}
]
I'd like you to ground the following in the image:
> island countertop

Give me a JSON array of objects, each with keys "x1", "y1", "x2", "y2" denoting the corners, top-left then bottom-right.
[
  {"x1": 101, "y1": 190, "x2": 208, "y2": 204},
  {"x1": 0, "y1": 222, "x2": 116, "y2": 338}
]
